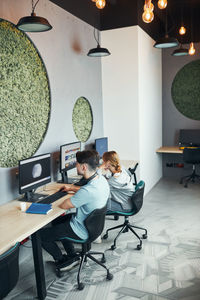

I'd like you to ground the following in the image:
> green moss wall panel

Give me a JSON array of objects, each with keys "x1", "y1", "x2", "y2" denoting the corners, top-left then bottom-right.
[
  {"x1": 171, "y1": 59, "x2": 200, "y2": 121},
  {"x1": 0, "y1": 19, "x2": 51, "y2": 168},
  {"x1": 72, "y1": 97, "x2": 93, "y2": 142}
]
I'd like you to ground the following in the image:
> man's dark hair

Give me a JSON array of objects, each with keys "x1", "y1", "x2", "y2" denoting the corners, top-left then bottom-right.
[{"x1": 76, "y1": 150, "x2": 100, "y2": 171}]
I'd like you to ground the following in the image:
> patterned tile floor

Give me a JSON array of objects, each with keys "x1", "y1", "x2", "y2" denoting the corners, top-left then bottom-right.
[{"x1": 5, "y1": 178, "x2": 200, "y2": 300}]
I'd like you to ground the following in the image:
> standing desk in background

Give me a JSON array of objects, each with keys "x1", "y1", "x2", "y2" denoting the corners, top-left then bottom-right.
[{"x1": 0, "y1": 183, "x2": 70, "y2": 300}]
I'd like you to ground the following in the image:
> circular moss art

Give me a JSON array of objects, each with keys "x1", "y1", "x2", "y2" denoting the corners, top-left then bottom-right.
[
  {"x1": 0, "y1": 19, "x2": 51, "y2": 168},
  {"x1": 171, "y1": 59, "x2": 200, "y2": 120},
  {"x1": 72, "y1": 97, "x2": 93, "y2": 142}
]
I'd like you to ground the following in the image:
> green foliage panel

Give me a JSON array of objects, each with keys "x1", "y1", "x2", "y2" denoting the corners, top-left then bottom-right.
[
  {"x1": 171, "y1": 59, "x2": 200, "y2": 120},
  {"x1": 0, "y1": 19, "x2": 51, "y2": 168},
  {"x1": 72, "y1": 97, "x2": 93, "y2": 142}
]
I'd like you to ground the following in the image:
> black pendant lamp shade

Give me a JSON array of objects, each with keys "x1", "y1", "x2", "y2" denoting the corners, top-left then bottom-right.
[
  {"x1": 154, "y1": 35, "x2": 179, "y2": 49},
  {"x1": 154, "y1": 9, "x2": 178, "y2": 49},
  {"x1": 17, "y1": 0, "x2": 52, "y2": 32},
  {"x1": 88, "y1": 28, "x2": 110, "y2": 57},
  {"x1": 87, "y1": 44, "x2": 110, "y2": 57},
  {"x1": 172, "y1": 45, "x2": 188, "y2": 56}
]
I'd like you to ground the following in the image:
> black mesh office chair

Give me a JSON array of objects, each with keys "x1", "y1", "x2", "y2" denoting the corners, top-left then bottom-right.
[
  {"x1": 103, "y1": 181, "x2": 147, "y2": 250},
  {"x1": 180, "y1": 148, "x2": 200, "y2": 188},
  {"x1": 0, "y1": 243, "x2": 20, "y2": 299},
  {"x1": 56, "y1": 205, "x2": 113, "y2": 290}
]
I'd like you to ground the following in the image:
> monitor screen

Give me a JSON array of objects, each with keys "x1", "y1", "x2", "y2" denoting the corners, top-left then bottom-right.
[
  {"x1": 95, "y1": 137, "x2": 108, "y2": 158},
  {"x1": 60, "y1": 141, "x2": 81, "y2": 172},
  {"x1": 19, "y1": 153, "x2": 51, "y2": 195},
  {"x1": 179, "y1": 130, "x2": 200, "y2": 146}
]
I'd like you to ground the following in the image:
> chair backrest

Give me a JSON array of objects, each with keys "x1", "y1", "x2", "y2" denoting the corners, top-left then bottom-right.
[
  {"x1": 130, "y1": 180, "x2": 145, "y2": 213},
  {"x1": 183, "y1": 148, "x2": 200, "y2": 164},
  {"x1": 84, "y1": 205, "x2": 107, "y2": 243},
  {"x1": 0, "y1": 243, "x2": 20, "y2": 299},
  {"x1": 128, "y1": 163, "x2": 139, "y2": 185}
]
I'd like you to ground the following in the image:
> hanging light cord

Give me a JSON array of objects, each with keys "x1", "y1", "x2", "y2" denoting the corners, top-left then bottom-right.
[
  {"x1": 32, "y1": 0, "x2": 40, "y2": 14},
  {"x1": 93, "y1": 27, "x2": 100, "y2": 46}
]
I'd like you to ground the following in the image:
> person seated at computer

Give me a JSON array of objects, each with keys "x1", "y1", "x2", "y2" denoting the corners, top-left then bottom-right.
[
  {"x1": 40, "y1": 150, "x2": 110, "y2": 270},
  {"x1": 99, "y1": 151, "x2": 135, "y2": 212}
]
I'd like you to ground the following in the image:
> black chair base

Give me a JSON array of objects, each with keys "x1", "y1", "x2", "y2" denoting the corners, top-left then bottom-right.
[
  {"x1": 103, "y1": 216, "x2": 147, "y2": 250},
  {"x1": 56, "y1": 243, "x2": 113, "y2": 290},
  {"x1": 180, "y1": 169, "x2": 200, "y2": 188}
]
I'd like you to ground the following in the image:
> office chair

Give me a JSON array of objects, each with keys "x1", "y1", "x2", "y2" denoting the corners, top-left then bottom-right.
[
  {"x1": 103, "y1": 181, "x2": 147, "y2": 250},
  {"x1": 0, "y1": 243, "x2": 20, "y2": 299},
  {"x1": 128, "y1": 162, "x2": 139, "y2": 185},
  {"x1": 56, "y1": 205, "x2": 113, "y2": 290},
  {"x1": 180, "y1": 148, "x2": 200, "y2": 188},
  {"x1": 112, "y1": 163, "x2": 139, "y2": 222}
]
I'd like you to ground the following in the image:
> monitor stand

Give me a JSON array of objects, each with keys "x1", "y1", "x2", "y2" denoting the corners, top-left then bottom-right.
[
  {"x1": 19, "y1": 191, "x2": 47, "y2": 203},
  {"x1": 58, "y1": 171, "x2": 82, "y2": 184}
]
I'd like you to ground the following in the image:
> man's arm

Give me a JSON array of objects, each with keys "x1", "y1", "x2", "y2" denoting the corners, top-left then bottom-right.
[
  {"x1": 59, "y1": 197, "x2": 75, "y2": 210},
  {"x1": 59, "y1": 183, "x2": 81, "y2": 193}
]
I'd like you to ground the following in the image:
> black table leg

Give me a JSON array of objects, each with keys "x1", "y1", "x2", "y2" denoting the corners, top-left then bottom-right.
[{"x1": 31, "y1": 231, "x2": 47, "y2": 300}]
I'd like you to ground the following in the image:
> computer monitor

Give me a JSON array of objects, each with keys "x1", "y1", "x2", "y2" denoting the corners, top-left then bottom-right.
[
  {"x1": 179, "y1": 129, "x2": 200, "y2": 147},
  {"x1": 60, "y1": 141, "x2": 81, "y2": 183},
  {"x1": 95, "y1": 137, "x2": 108, "y2": 158},
  {"x1": 19, "y1": 153, "x2": 51, "y2": 202}
]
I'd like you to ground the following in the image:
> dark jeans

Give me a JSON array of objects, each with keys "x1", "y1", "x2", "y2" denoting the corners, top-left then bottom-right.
[{"x1": 40, "y1": 213, "x2": 81, "y2": 261}]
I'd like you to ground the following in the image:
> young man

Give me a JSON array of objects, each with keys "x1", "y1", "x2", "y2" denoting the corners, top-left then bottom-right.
[{"x1": 40, "y1": 150, "x2": 110, "y2": 270}]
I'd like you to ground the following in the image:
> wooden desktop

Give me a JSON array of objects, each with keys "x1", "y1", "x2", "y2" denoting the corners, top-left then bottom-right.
[
  {"x1": 156, "y1": 146, "x2": 183, "y2": 154},
  {"x1": 0, "y1": 183, "x2": 70, "y2": 300}
]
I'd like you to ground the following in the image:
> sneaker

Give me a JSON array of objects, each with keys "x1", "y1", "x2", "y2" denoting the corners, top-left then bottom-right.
[
  {"x1": 56, "y1": 254, "x2": 80, "y2": 271},
  {"x1": 93, "y1": 236, "x2": 102, "y2": 244}
]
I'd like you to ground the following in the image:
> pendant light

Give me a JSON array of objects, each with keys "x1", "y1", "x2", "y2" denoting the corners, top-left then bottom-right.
[
  {"x1": 96, "y1": 0, "x2": 106, "y2": 9},
  {"x1": 179, "y1": 6, "x2": 186, "y2": 36},
  {"x1": 142, "y1": 0, "x2": 154, "y2": 24},
  {"x1": 87, "y1": 28, "x2": 110, "y2": 57},
  {"x1": 154, "y1": 9, "x2": 178, "y2": 49},
  {"x1": 188, "y1": 7, "x2": 196, "y2": 56},
  {"x1": 17, "y1": 0, "x2": 52, "y2": 32},
  {"x1": 172, "y1": 44, "x2": 188, "y2": 56},
  {"x1": 158, "y1": 0, "x2": 167, "y2": 10}
]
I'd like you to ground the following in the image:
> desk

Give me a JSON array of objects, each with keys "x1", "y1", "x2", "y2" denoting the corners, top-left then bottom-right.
[
  {"x1": 156, "y1": 146, "x2": 183, "y2": 154},
  {"x1": 0, "y1": 183, "x2": 69, "y2": 300}
]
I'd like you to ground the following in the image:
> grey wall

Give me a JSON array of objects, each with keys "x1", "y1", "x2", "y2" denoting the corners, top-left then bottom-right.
[
  {"x1": 0, "y1": 0, "x2": 103, "y2": 204},
  {"x1": 162, "y1": 44, "x2": 200, "y2": 177}
]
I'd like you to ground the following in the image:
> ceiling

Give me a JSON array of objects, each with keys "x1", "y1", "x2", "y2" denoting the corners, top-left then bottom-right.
[{"x1": 50, "y1": 0, "x2": 200, "y2": 44}]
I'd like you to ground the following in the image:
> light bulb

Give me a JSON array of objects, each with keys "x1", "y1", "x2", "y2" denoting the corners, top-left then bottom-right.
[
  {"x1": 179, "y1": 26, "x2": 186, "y2": 35},
  {"x1": 144, "y1": 1, "x2": 154, "y2": 12},
  {"x1": 189, "y1": 42, "x2": 196, "y2": 55},
  {"x1": 96, "y1": 0, "x2": 106, "y2": 9},
  {"x1": 142, "y1": 8, "x2": 154, "y2": 23},
  {"x1": 158, "y1": 0, "x2": 167, "y2": 9}
]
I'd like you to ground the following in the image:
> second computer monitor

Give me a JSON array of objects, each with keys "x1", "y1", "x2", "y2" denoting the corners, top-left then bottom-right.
[
  {"x1": 95, "y1": 137, "x2": 108, "y2": 158},
  {"x1": 60, "y1": 141, "x2": 81, "y2": 183}
]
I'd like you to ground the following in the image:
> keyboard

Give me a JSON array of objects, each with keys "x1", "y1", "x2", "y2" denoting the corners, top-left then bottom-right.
[{"x1": 39, "y1": 190, "x2": 68, "y2": 204}]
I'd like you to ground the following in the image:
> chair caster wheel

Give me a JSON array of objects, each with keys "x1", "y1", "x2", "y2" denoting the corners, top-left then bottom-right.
[
  {"x1": 111, "y1": 245, "x2": 116, "y2": 250},
  {"x1": 142, "y1": 234, "x2": 147, "y2": 239},
  {"x1": 184, "y1": 185, "x2": 188, "y2": 188},
  {"x1": 107, "y1": 272, "x2": 113, "y2": 280},
  {"x1": 101, "y1": 256, "x2": 106, "y2": 263},
  {"x1": 114, "y1": 215, "x2": 119, "y2": 220},
  {"x1": 137, "y1": 244, "x2": 142, "y2": 250},
  {"x1": 56, "y1": 269, "x2": 62, "y2": 278},
  {"x1": 78, "y1": 283, "x2": 85, "y2": 290},
  {"x1": 103, "y1": 233, "x2": 108, "y2": 239}
]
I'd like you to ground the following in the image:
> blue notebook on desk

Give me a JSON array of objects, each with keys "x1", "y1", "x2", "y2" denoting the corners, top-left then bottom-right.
[{"x1": 26, "y1": 203, "x2": 52, "y2": 215}]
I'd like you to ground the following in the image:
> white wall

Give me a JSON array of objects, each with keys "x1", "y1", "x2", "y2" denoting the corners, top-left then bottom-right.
[
  {"x1": 101, "y1": 26, "x2": 162, "y2": 194},
  {"x1": 138, "y1": 27, "x2": 162, "y2": 191},
  {"x1": 101, "y1": 27, "x2": 140, "y2": 161},
  {"x1": 0, "y1": 0, "x2": 103, "y2": 204}
]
